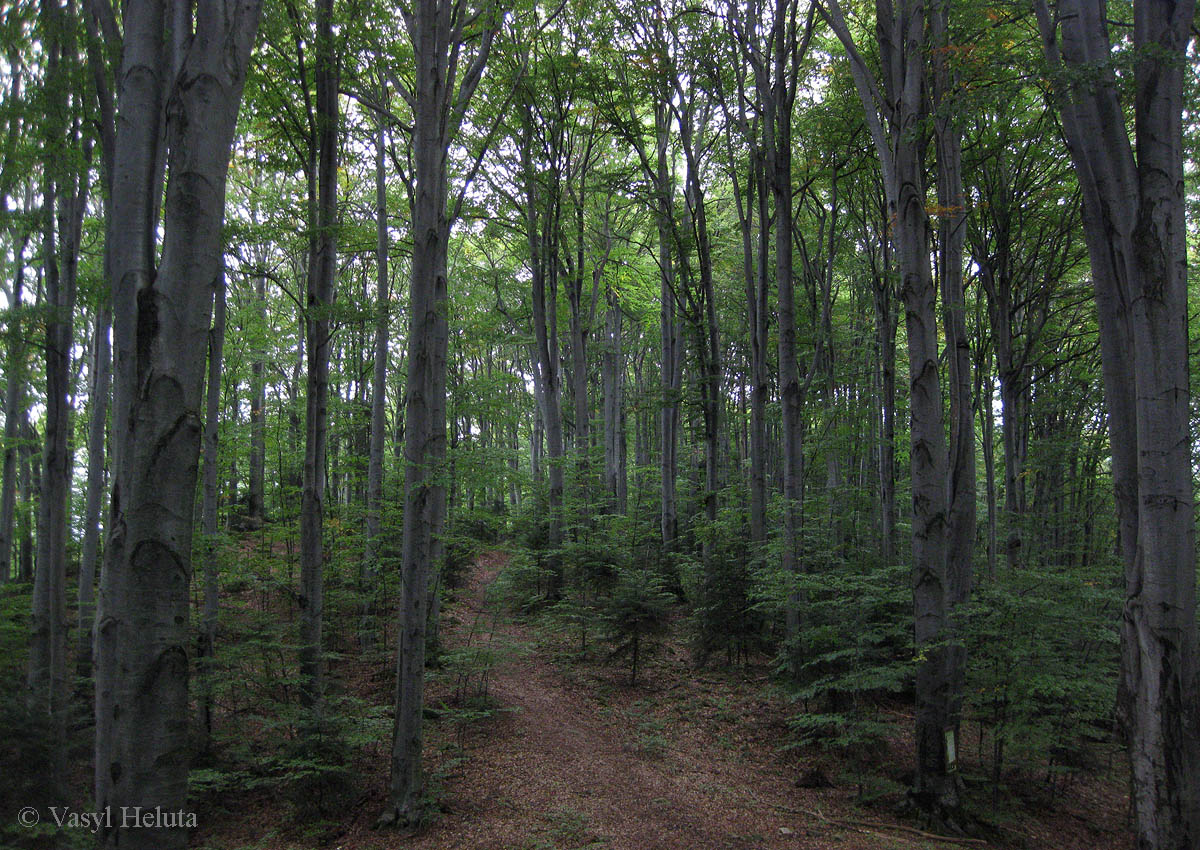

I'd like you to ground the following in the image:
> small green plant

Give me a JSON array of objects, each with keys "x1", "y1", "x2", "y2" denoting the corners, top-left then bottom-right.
[{"x1": 599, "y1": 565, "x2": 673, "y2": 685}]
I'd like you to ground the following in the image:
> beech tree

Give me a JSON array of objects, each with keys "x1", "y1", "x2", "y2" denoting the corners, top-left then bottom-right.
[
  {"x1": 90, "y1": 0, "x2": 261, "y2": 846},
  {"x1": 820, "y1": 0, "x2": 974, "y2": 825},
  {"x1": 1033, "y1": 1, "x2": 1199, "y2": 845},
  {"x1": 379, "y1": 0, "x2": 498, "y2": 825}
]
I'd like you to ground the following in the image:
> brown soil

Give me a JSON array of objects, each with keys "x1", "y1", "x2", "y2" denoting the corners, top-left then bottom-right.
[{"x1": 193, "y1": 551, "x2": 1135, "y2": 850}]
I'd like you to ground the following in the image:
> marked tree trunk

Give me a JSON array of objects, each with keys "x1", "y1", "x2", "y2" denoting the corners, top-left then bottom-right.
[
  {"x1": 91, "y1": 0, "x2": 261, "y2": 843},
  {"x1": 822, "y1": 0, "x2": 970, "y2": 824},
  {"x1": 1034, "y1": 2, "x2": 1200, "y2": 845}
]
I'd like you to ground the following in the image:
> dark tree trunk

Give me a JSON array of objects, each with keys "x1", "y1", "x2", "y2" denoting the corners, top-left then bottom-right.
[
  {"x1": 381, "y1": 0, "x2": 494, "y2": 825},
  {"x1": 823, "y1": 0, "x2": 967, "y2": 822},
  {"x1": 1035, "y1": 2, "x2": 1200, "y2": 844},
  {"x1": 362, "y1": 100, "x2": 390, "y2": 652},
  {"x1": 0, "y1": 233, "x2": 30, "y2": 584},
  {"x1": 78, "y1": 304, "x2": 111, "y2": 680},
  {"x1": 29, "y1": 7, "x2": 88, "y2": 777},
  {"x1": 198, "y1": 272, "x2": 226, "y2": 747},
  {"x1": 298, "y1": 0, "x2": 338, "y2": 708}
]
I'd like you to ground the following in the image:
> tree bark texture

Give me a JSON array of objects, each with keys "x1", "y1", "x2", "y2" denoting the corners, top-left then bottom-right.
[
  {"x1": 1035, "y1": 2, "x2": 1199, "y2": 845},
  {"x1": 78, "y1": 304, "x2": 112, "y2": 681},
  {"x1": 298, "y1": 0, "x2": 339, "y2": 708},
  {"x1": 92, "y1": 0, "x2": 260, "y2": 844}
]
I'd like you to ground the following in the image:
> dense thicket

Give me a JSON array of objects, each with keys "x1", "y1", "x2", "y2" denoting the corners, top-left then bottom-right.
[{"x1": 0, "y1": 0, "x2": 1196, "y2": 846}]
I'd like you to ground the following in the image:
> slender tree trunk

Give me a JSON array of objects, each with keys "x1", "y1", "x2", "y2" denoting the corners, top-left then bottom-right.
[
  {"x1": 873, "y1": 252, "x2": 897, "y2": 566},
  {"x1": 198, "y1": 274, "x2": 226, "y2": 747},
  {"x1": 78, "y1": 303, "x2": 111, "y2": 680},
  {"x1": 298, "y1": 0, "x2": 338, "y2": 708},
  {"x1": 0, "y1": 233, "x2": 29, "y2": 584},
  {"x1": 821, "y1": 0, "x2": 963, "y2": 821},
  {"x1": 29, "y1": 14, "x2": 88, "y2": 776},
  {"x1": 362, "y1": 103, "x2": 390, "y2": 651},
  {"x1": 523, "y1": 99, "x2": 566, "y2": 597},
  {"x1": 932, "y1": 3, "x2": 974, "y2": 814},
  {"x1": 602, "y1": 289, "x2": 625, "y2": 513},
  {"x1": 655, "y1": 102, "x2": 680, "y2": 553},
  {"x1": 381, "y1": 0, "x2": 494, "y2": 824},
  {"x1": 247, "y1": 270, "x2": 266, "y2": 525}
]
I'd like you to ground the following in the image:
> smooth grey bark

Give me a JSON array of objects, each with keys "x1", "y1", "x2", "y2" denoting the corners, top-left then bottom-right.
[
  {"x1": 1035, "y1": 2, "x2": 1199, "y2": 846},
  {"x1": 198, "y1": 273, "x2": 225, "y2": 748},
  {"x1": 298, "y1": 0, "x2": 338, "y2": 708},
  {"x1": 380, "y1": 0, "x2": 495, "y2": 825},
  {"x1": 822, "y1": 0, "x2": 966, "y2": 822},
  {"x1": 737, "y1": 0, "x2": 813, "y2": 671},
  {"x1": 601, "y1": 287, "x2": 625, "y2": 513},
  {"x1": 77, "y1": 304, "x2": 111, "y2": 680},
  {"x1": 0, "y1": 232, "x2": 30, "y2": 584},
  {"x1": 521, "y1": 96, "x2": 567, "y2": 598},
  {"x1": 247, "y1": 269, "x2": 266, "y2": 525},
  {"x1": 362, "y1": 103, "x2": 390, "y2": 652},
  {"x1": 91, "y1": 0, "x2": 261, "y2": 844},
  {"x1": 29, "y1": 4, "x2": 88, "y2": 768},
  {"x1": 931, "y1": 1, "x2": 974, "y2": 810}
]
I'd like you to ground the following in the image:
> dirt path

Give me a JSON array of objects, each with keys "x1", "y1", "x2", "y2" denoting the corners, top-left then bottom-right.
[
  {"x1": 397, "y1": 553, "x2": 884, "y2": 850},
  {"x1": 197, "y1": 551, "x2": 1131, "y2": 849}
]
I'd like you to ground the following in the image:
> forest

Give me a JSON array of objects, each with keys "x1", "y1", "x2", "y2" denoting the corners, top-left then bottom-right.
[{"x1": 0, "y1": 0, "x2": 1198, "y2": 847}]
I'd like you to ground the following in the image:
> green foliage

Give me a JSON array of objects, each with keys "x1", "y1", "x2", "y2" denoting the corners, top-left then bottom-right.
[
  {"x1": 962, "y1": 566, "x2": 1120, "y2": 792},
  {"x1": 760, "y1": 562, "x2": 913, "y2": 795},
  {"x1": 598, "y1": 564, "x2": 673, "y2": 685}
]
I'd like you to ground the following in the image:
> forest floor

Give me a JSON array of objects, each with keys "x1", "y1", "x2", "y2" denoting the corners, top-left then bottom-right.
[{"x1": 193, "y1": 551, "x2": 1133, "y2": 850}]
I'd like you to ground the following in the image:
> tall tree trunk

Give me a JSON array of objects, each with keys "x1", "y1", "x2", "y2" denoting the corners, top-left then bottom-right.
[
  {"x1": 602, "y1": 288, "x2": 625, "y2": 513},
  {"x1": 0, "y1": 233, "x2": 30, "y2": 583},
  {"x1": 78, "y1": 303, "x2": 111, "y2": 680},
  {"x1": 931, "y1": 1, "x2": 974, "y2": 816},
  {"x1": 362, "y1": 103, "x2": 390, "y2": 652},
  {"x1": 523, "y1": 99, "x2": 566, "y2": 597},
  {"x1": 1035, "y1": 2, "x2": 1199, "y2": 845},
  {"x1": 873, "y1": 248, "x2": 897, "y2": 566},
  {"x1": 655, "y1": 101, "x2": 680, "y2": 554},
  {"x1": 198, "y1": 273, "x2": 226, "y2": 747},
  {"x1": 298, "y1": 0, "x2": 338, "y2": 708},
  {"x1": 823, "y1": 0, "x2": 964, "y2": 822},
  {"x1": 29, "y1": 8, "x2": 88, "y2": 777},
  {"x1": 381, "y1": 0, "x2": 494, "y2": 825},
  {"x1": 247, "y1": 269, "x2": 266, "y2": 524},
  {"x1": 92, "y1": 0, "x2": 261, "y2": 843}
]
